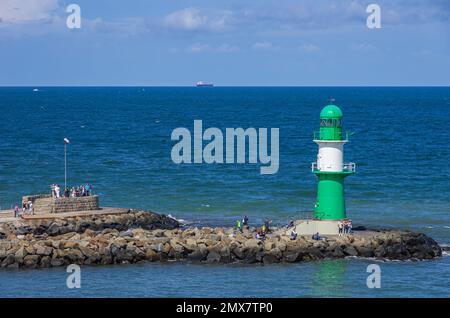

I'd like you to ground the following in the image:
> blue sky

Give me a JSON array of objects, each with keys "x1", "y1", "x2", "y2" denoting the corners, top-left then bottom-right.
[{"x1": 0, "y1": 0, "x2": 449, "y2": 86}]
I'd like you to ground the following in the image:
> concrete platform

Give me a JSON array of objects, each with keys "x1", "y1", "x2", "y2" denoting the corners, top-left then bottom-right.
[
  {"x1": 287, "y1": 219, "x2": 341, "y2": 235},
  {"x1": 0, "y1": 207, "x2": 129, "y2": 223}
]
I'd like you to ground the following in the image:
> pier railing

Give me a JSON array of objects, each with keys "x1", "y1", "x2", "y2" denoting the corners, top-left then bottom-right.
[{"x1": 311, "y1": 162, "x2": 356, "y2": 173}]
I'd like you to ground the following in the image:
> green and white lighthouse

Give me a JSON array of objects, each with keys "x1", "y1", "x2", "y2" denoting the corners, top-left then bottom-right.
[{"x1": 312, "y1": 103, "x2": 355, "y2": 220}]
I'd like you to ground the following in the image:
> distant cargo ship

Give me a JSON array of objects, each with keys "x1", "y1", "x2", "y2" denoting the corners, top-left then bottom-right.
[{"x1": 196, "y1": 81, "x2": 214, "y2": 87}]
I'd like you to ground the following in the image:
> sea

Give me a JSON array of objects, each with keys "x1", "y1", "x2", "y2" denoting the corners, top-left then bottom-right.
[{"x1": 0, "y1": 87, "x2": 449, "y2": 297}]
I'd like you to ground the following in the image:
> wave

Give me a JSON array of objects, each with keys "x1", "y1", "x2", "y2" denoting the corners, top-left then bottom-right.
[{"x1": 168, "y1": 214, "x2": 189, "y2": 225}]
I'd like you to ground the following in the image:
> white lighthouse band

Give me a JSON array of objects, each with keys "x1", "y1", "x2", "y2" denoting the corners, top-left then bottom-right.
[{"x1": 312, "y1": 140, "x2": 355, "y2": 173}]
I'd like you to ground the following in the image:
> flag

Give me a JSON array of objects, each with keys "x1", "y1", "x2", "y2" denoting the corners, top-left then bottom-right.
[{"x1": 64, "y1": 138, "x2": 70, "y2": 144}]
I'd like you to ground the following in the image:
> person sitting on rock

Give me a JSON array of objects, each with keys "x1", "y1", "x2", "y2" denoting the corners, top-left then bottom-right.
[
  {"x1": 260, "y1": 229, "x2": 266, "y2": 240},
  {"x1": 290, "y1": 230, "x2": 298, "y2": 240},
  {"x1": 264, "y1": 219, "x2": 272, "y2": 233},
  {"x1": 255, "y1": 228, "x2": 266, "y2": 240},
  {"x1": 312, "y1": 232, "x2": 321, "y2": 241},
  {"x1": 288, "y1": 220, "x2": 294, "y2": 228}
]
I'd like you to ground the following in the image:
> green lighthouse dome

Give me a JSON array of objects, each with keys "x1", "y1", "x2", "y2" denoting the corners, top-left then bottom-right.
[
  {"x1": 318, "y1": 104, "x2": 344, "y2": 140},
  {"x1": 320, "y1": 104, "x2": 343, "y2": 119}
]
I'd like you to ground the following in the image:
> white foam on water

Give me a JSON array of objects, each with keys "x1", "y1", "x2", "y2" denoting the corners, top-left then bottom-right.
[{"x1": 168, "y1": 214, "x2": 187, "y2": 224}]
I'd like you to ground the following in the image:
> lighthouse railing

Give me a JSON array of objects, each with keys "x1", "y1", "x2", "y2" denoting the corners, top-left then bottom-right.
[
  {"x1": 313, "y1": 131, "x2": 351, "y2": 141},
  {"x1": 311, "y1": 162, "x2": 356, "y2": 173}
]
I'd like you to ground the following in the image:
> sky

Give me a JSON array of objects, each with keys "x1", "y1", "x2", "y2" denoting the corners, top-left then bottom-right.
[{"x1": 0, "y1": 0, "x2": 449, "y2": 86}]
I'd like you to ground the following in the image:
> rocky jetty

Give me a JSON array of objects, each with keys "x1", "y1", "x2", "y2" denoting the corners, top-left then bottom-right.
[{"x1": 0, "y1": 211, "x2": 442, "y2": 269}]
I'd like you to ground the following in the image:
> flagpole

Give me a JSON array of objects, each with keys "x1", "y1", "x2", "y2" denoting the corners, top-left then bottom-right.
[
  {"x1": 63, "y1": 138, "x2": 70, "y2": 191},
  {"x1": 64, "y1": 142, "x2": 67, "y2": 190}
]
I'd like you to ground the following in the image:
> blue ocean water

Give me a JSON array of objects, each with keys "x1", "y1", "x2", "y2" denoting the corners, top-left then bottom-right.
[{"x1": 0, "y1": 87, "x2": 449, "y2": 297}]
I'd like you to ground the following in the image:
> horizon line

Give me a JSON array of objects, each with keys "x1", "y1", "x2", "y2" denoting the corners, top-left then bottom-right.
[{"x1": 1, "y1": 85, "x2": 450, "y2": 88}]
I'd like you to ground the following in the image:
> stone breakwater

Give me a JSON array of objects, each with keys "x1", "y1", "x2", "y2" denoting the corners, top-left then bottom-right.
[{"x1": 0, "y1": 211, "x2": 442, "y2": 269}]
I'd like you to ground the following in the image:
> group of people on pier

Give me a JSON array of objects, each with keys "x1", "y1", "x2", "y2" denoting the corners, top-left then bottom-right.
[
  {"x1": 16, "y1": 200, "x2": 34, "y2": 216},
  {"x1": 51, "y1": 183, "x2": 93, "y2": 198},
  {"x1": 235, "y1": 215, "x2": 273, "y2": 240},
  {"x1": 234, "y1": 215, "x2": 353, "y2": 241},
  {"x1": 338, "y1": 219, "x2": 352, "y2": 236}
]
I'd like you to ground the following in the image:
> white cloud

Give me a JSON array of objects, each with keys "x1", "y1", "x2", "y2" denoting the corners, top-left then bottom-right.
[
  {"x1": 163, "y1": 7, "x2": 206, "y2": 31},
  {"x1": 298, "y1": 43, "x2": 320, "y2": 53},
  {"x1": 252, "y1": 41, "x2": 279, "y2": 50},
  {"x1": 216, "y1": 43, "x2": 239, "y2": 52},
  {"x1": 186, "y1": 42, "x2": 212, "y2": 53},
  {"x1": 350, "y1": 43, "x2": 377, "y2": 52},
  {"x1": 0, "y1": 0, "x2": 59, "y2": 25},
  {"x1": 162, "y1": 7, "x2": 233, "y2": 32},
  {"x1": 171, "y1": 43, "x2": 240, "y2": 54}
]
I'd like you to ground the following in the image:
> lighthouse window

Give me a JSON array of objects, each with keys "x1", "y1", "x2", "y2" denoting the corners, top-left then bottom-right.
[
  {"x1": 335, "y1": 119, "x2": 342, "y2": 127},
  {"x1": 320, "y1": 119, "x2": 327, "y2": 127},
  {"x1": 327, "y1": 119, "x2": 333, "y2": 127}
]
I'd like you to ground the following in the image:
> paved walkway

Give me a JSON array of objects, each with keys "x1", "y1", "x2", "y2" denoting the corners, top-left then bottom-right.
[{"x1": 0, "y1": 207, "x2": 129, "y2": 223}]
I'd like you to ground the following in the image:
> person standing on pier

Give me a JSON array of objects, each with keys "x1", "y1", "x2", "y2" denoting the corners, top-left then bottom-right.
[
  {"x1": 242, "y1": 215, "x2": 249, "y2": 229},
  {"x1": 54, "y1": 184, "x2": 60, "y2": 198},
  {"x1": 236, "y1": 219, "x2": 242, "y2": 232}
]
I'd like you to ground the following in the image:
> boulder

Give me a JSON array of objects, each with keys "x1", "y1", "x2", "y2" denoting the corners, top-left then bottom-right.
[
  {"x1": 36, "y1": 245, "x2": 52, "y2": 256},
  {"x1": 23, "y1": 255, "x2": 40, "y2": 268},
  {"x1": 187, "y1": 248, "x2": 207, "y2": 261},
  {"x1": 145, "y1": 249, "x2": 160, "y2": 262},
  {"x1": 206, "y1": 251, "x2": 221, "y2": 263},
  {"x1": 355, "y1": 246, "x2": 374, "y2": 257},
  {"x1": 344, "y1": 245, "x2": 358, "y2": 257},
  {"x1": 1, "y1": 254, "x2": 15, "y2": 267},
  {"x1": 40, "y1": 256, "x2": 51, "y2": 268},
  {"x1": 61, "y1": 249, "x2": 84, "y2": 263},
  {"x1": 15, "y1": 246, "x2": 27, "y2": 259},
  {"x1": 263, "y1": 248, "x2": 282, "y2": 264},
  {"x1": 50, "y1": 257, "x2": 65, "y2": 267},
  {"x1": 219, "y1": 246, "x2": 231, "y2": 263}
]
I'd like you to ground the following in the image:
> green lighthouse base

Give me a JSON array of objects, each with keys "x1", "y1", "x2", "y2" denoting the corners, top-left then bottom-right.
[{"x1": 314, "y1": 171, "x2": 353, "y2": 220}]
